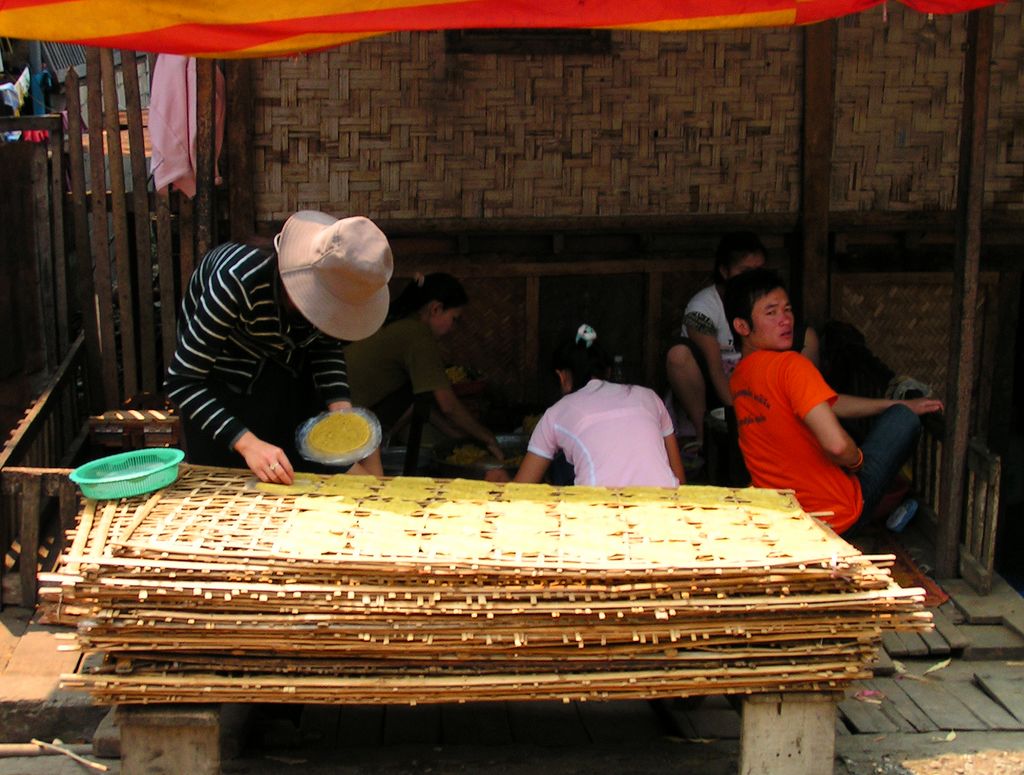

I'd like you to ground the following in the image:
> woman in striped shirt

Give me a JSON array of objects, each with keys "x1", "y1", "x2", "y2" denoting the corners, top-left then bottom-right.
[{"x1": 166, "y1": 212, "x2": 393, "y2": 484}]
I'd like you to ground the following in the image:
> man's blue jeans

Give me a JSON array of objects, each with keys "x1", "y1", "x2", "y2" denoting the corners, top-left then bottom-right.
[{"x1": 848, "y1": 404, "x2": 922, "y2": 535}]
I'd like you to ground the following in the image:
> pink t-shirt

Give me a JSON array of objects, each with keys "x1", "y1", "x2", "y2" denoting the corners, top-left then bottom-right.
[{"x1": 527, "y1": 380, "x2": 678, "y2": 487}]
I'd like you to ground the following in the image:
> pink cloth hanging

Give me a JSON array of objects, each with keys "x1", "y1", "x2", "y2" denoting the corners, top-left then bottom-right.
[{"x1": 149, "y1": 54, "x2": 225, "y2": 198}]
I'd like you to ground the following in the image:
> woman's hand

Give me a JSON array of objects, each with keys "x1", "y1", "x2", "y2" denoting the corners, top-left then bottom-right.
[
  {"x1": 485, "y1": 436, "x2": 506, "y2": 462},
  {"x1": 485, "y1": 468, "x2": 511, "y2": 483},
  {"x1": 233, "y1": 431, "x2": 295, "y2": 484}
]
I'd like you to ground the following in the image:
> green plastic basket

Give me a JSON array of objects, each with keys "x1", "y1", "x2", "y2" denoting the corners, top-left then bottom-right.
[{"x1": 70, "y1": 448, "x2": 185, "y2": 499}]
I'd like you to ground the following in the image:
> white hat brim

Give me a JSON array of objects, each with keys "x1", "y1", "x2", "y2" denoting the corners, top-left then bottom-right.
[
  {"x1": 281, "y1": 267, "x2": 389, "y2": 342},
  {"x1": 276, "y1": 211, "x2": 392, "y2": 342}
]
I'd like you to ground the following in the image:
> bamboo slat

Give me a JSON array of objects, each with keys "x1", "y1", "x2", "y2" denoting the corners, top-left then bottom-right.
[
  {"x1": 46, "y1": 121, "x2": 69, "y2": 359},
  {"x1": 154, "y1": 188, "x2": 178, "y2": 372},
  {"x1": 84, "y1": 48, "x2": 121, "y2": 409},
  {"x1": 99, "y1": 49, "x2": 138, "y2": 399},
  {"x1": 120, "y1": 50, "x2": 157, "y2": 394},
  {"x1": 63, "y1": 69, "x2": 105, "y2": 411},
  {"x1": 42, "y1": 466, "x2": 929, "y2": 706}
]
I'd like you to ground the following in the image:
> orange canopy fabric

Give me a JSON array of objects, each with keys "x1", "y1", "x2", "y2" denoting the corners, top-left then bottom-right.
[{"x1": 0, "y1": 0, "x2": 1004, "y2": 58}]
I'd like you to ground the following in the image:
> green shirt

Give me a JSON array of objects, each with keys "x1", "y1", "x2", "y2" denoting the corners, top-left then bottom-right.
[{"x1": 344, "y1": 317, "x2": 450, "y2": 410}]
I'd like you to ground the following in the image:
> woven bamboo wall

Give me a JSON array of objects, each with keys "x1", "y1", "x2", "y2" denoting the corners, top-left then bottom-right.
[
  {"x1": 433, "y1": 275, "x2": 527, "y2": 404},
  {"x1": 253, "y1": 29, "x2": 803, "y2": 222},
  {"x1": 833, "y1": 7, "x2": 967, "y2": 212},
  {"x1": 833, "y1": 2, "x2": 1022, "y2": 213},
  {"x1": 251, "y1": 3, "x2": 1022, "y2": 223},
  {"x1": 989, "y1": 3, "x2": 1024, "y2": 211},
  {"x1": 831, "y1": 272, "x2": 999, "y2": 404}
]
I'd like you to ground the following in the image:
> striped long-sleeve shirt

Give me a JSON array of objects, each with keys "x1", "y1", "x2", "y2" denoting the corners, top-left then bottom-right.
[{"x1": 165, "y1": 242, "x2": 350, "y2": 449}]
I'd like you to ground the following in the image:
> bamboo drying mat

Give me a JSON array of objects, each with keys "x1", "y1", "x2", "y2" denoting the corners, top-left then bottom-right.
[{"x1": 42, "y1": 465, "x2": 930, "y2": 705}]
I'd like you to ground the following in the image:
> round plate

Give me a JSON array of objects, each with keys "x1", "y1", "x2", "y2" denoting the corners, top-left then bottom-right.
[{"x1": 295, "y1": 408, "x2": 382, "y2": 466}]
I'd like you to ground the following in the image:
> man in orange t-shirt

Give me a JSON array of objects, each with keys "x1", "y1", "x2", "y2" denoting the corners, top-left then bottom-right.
[{"x1": 723, "y1": 269, "x2": 943, "y2": 535}]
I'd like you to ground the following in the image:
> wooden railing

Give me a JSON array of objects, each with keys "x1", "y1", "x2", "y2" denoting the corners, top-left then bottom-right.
[
  {"x1": 913, "y1": 414, "x2": 945, "y2": 526},
  {"x1": 912, "y1": 414, "x2": 1002, "y2": 594},
  {"x1": 960, "y1": 439, "x2": 1001, "y2": 594},
  {"x1": 0, "y1": 334, "x2": 90, "y2": 607}
]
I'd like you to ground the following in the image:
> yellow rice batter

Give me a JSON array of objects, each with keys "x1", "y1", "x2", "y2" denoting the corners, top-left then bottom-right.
[{"x1": 305, "y1": 412, "x2": 371, "y2": 457}]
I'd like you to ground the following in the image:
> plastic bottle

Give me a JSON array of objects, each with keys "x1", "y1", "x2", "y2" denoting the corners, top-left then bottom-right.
[{"x1": 610, "y1": 354, "x2": 625, "y2": 383}]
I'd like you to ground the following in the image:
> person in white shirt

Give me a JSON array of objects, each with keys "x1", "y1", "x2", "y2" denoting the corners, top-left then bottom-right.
[{"x1": 665, "y1": 232, "x2": 819, "y2": 454}]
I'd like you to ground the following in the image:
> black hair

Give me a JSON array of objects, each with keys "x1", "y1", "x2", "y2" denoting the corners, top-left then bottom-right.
[
  {"x1": 713, "y1": 231, "x2": 767, "y2": 284},
  {"x1": 551, "y1": 326, "x2": 612, "y2": 393},
  {"x1": 387, "y1": 272, "x2": 468, "y2": 322},
  {"x1": 723, "y1": 267, "x2": 787, "y2": 345}
]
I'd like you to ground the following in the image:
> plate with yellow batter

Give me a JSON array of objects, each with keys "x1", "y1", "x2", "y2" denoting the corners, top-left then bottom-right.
[{"x1": 295, "y1": 408, "x2": 382, "y2": 466}]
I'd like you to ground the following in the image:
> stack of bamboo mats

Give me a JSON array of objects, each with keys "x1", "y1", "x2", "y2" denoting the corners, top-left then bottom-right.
[{"x1": 39, "y1": 465, "x2": 930, "y2": 705}]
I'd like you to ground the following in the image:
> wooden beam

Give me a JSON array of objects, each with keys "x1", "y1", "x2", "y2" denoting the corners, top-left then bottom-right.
[
  {"x1": 936, "y1": 8, "x2": 994, "y2": 579},
  {"x1": 225, "y1": 60, "x2": 255, "y2": 242},
  {"x1": 644, "y1": 272, "x2": 663, "y2": 387},
  {"x1": 799, "y1": 20, "x2": 835, "y2": 329}
]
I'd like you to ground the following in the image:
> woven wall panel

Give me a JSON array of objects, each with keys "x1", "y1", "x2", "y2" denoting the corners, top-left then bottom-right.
[
  {"x1": 833, "y1": 6, "x2": 967, "y2": 212},
  {"x1": 831, "y1": 273, "x2": 996, "y2": 404},
  {"x1": 988, "y1": 2, "x2": 1024, "y2": 212},
  {"x1": 417, "y1": 274, "x2": 528, "y2": 404},
  {"x1": 253, "y1": 30, "x2": 802, "y2": 223}
]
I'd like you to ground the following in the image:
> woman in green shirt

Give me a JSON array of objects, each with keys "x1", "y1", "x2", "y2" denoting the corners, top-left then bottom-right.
[{"x1": 345, "y1": 273, "x2": 503, "y2": 460}]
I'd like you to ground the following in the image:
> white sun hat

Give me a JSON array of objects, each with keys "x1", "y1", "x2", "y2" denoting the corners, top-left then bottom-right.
[{"x1": 275, "y1": 211, "x2": 393, "y2": 341}]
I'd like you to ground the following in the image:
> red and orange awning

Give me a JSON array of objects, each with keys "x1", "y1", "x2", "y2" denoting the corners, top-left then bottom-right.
[{"x1": 0, "y1": 0, "x2": 1004, "y2": 58}]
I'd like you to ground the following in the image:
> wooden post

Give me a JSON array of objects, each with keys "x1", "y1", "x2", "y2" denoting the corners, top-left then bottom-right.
[
  {"x1": 936, "y1": 8, "x2": 993, "y2": 579},
  {"x1": 739, "y1": 692, "x2": 836, "y2": 775},
  {"x1": 195, "y1": 59, "x2": 217, "y2": 260},
  {"x1": 799, "y1": 21, "x2": 835, "y2": 329},
  {"x1": 225, "y1": 60, "x2": 255, "y2": 242},
  {"x1": 63, "y1": 68, "x2": 106, "y2": 412},
  {"x1": 118, "y1": 705, "x2": 220, "y2": 775},
  {"x1": 525, "y1": 276, "x2": 540, "y2": 403},
  {"x1": 155, "y1": 188, "x2": 179, "y2": 371},
  {"x1": 17, "y1": 475, "x2": 41, "y2": 608},
  {"x1": 644, "y1": 271, "x2": 662, "y2": 387},
  {"x1": 30, "y1": 131, "x2": 57, "y2": 373},
  {"x1": 46, "y1": 119, "x2": 69, "y2": 359}
]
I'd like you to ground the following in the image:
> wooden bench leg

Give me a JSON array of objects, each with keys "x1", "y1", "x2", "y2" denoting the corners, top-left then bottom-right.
[
  {"x1": 18, "y1": 475, "x2": 41, "y2": 609},
  {"x1": 117, "y1": 705, "x2": 221, "y2": 775},
  {"x1": 739, "y1": 692, "x2": 836, "y2": 775}
]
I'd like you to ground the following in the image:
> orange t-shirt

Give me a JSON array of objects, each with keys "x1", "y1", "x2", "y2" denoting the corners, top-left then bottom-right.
[{"x1": 730, "y1": 350, "x2": 863, "y2": 534}]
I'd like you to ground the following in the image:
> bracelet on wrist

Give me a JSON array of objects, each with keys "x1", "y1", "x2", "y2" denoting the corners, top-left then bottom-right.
[{"x1": 845, "y1": 447, "x2": 864, "y2": 473}]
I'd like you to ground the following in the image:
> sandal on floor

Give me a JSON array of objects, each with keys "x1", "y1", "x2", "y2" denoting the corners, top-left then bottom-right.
[{"x1": 886, "y1": 498, "x2": 919, "y2": 533}]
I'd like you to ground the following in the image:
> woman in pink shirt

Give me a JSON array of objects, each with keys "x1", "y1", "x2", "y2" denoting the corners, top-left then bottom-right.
[{"x1": 514, "y1": 325, "x2": 685, "y2": 488}]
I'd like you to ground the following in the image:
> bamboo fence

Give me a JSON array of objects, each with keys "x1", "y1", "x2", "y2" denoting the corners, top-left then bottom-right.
[{"x1": 42, "y1": 466, "x2": 929, "y2": 706}]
